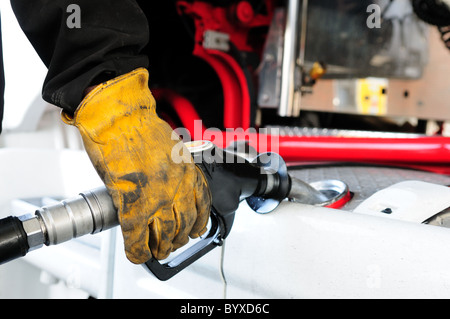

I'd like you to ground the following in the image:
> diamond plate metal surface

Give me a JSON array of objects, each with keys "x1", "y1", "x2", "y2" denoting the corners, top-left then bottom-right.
[{"x1": 288, "y1": 165, "x2": 450, "y2": 211}]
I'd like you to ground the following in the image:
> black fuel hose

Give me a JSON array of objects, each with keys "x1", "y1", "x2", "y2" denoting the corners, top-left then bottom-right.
[{"x1": 0, "y1": 217, "x2": 29, "y2": 265}]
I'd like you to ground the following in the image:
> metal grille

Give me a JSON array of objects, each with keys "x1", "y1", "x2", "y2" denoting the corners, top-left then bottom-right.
[{"x1": 266, "y1": 126, "x2": 424, "y2": 138}]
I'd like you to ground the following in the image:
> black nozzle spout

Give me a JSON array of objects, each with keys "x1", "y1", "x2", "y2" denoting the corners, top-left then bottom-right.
[{"x1": 245, "y1": 152, "x2": 291, "y2": 214}]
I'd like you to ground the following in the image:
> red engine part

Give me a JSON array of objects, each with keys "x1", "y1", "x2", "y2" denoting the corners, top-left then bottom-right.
[
  {"x1": 161, "y1": 1, "x2": 450, "y2": 176},
  {"x1": 176, "y1": 0, "x2": 273, "y2": 53},
  {"x1": 150, "y1": 90, "x2": 450, "y2": 175},
  {"x1": 152, "y1": 88, "x2": 206, "y2": 135},
  {"x1": 176, "y1": 0, "x2": 273, "y2": 130}
]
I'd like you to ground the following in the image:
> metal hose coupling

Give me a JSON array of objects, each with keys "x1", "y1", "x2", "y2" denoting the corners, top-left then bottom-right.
[
  {"x1": 0, "y1": 187, "x2": 118, "y2": 265},
  {"x1": 20, "y1": 187, "x2": 118, "y2": 251}
]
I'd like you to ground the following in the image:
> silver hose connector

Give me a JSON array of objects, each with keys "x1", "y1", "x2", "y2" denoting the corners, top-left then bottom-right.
[{"x1": 22, "y1": 187, "x2": 118, "y2": 249}]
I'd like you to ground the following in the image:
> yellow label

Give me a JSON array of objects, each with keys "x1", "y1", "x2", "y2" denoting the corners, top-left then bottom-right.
[{"x1": 356, "y1": 78, "x2": 388, "y2": 116}]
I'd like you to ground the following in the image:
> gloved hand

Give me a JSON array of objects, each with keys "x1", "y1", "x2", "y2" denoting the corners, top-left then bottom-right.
[{"x1": 61, "y1": 68, "x2": 211, "y2": 264}]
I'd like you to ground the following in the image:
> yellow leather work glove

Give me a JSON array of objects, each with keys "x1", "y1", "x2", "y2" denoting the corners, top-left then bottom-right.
[{"x1": 61, "y1": 68, "x2": 211, "y2": 264}]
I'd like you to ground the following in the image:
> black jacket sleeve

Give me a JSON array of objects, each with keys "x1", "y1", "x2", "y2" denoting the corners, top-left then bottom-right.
[{"x1": 10, "y1": 0, "x2": 149, "y2": 114}]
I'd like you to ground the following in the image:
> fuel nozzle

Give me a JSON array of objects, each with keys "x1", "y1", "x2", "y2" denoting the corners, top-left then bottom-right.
[
  {"x1": 188, "y1": 141, "x2": 291, "y2": 211},
  {"x1": 0, "y1": 141, "x2": 350, "y2": 279},
  {"x1": 185, "y1": 140, "x2": 291, "y2": 236},
  {"x1": 243, "y1": 154, "x2": 351, "y2": 211},
  {"x1": 186, "y1": 140, "x2": 350, "y2": 216}
]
